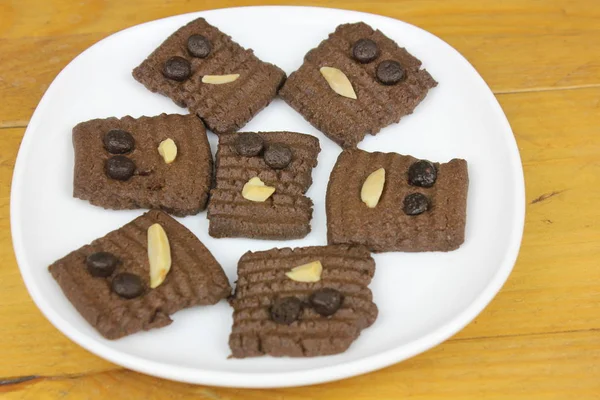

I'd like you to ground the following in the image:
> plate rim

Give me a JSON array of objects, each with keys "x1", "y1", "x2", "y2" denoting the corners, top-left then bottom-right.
[{"x1": 10, "y1": 5, "x2": 526, "y2": 388}]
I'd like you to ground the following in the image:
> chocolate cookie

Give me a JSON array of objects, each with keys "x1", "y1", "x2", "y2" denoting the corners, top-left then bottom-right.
[
  {"x1": 133, "y1": 17, "x2": 286, "y2": 134},
  {"x1": 327, "y1": 149, "x2": 469, "y2": 252},
  {"x1": 72, "y1": 113, "x2": 212, "y2": 217},
  {"x1": 279, "y1": 22, "x2": 437, "y2": 148},
  {"x1": 207, "y1": 131, "x2": 320, "y2": 240},
  {"x1": 229, "y1": 245, "x2": 378, "y2": 358},
  {"x1": 49, "y1": 210, "x2": 231, "y2": 340}
]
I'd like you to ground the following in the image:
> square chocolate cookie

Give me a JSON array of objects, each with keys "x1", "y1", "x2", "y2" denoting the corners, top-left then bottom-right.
[
  {"x1": 73, "y1": 113, "x2": 212, "y2": 217},
  {"x1": 229, "y1": 245, "x2": 378, "y2": 358},
  {"x1": 279, "y1": 22, "x2": 437, "y2": 148},
  {"x1": 327, "y1": 149, "x2": 468, "y2": 252},
  {"x1": 49, "y1": 210, "x2": 231, "y2": 340},
  {"x1": 207, "y1": 131, "x2": 320, "y2": 240},
  {"x1": 133, "y1": 17, "x2": 286, "y2": 134}
]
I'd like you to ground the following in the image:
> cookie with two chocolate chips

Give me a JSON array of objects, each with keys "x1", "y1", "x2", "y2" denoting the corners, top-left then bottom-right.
[
  {"x1": 326, "y1": 148, "x2": 468, "y2": 252},
  {"x1": 72, "y1": 113, "x2": 212, "y2": 216},
  {"x1": 280, "y1": 22, "x2": 437, "y2": 148},
  {"x1": 49, "y1": 210, "x2": 231, "y2": 340},
  {"x1": 207, "y1": 131, "x2": 321, "y2": 240},
  {"x1": 229, "y1": 245, "x2": 378, "y2": 358},
  {"x1": 133, "y1": 17, "x2": 286, "y2": 134}
]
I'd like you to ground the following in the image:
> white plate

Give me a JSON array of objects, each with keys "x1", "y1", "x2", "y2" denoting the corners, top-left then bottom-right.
[{"x1": 11, "y1": 6, "x2": 525, "y2": 388}]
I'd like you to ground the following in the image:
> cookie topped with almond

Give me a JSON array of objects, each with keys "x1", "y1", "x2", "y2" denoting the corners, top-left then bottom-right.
[
  {"x1": 280, "y1": 22, "x2": 437, "y2": 148},
  {"x1": 133, "y1": 17, "x2": 286, "y2": 134},
  {"x1": 207, "y1": 131, "x2": 321, "y2": 240},
  {"x1": 48, "y1": 210, "x2": 231, "y2": 340}
]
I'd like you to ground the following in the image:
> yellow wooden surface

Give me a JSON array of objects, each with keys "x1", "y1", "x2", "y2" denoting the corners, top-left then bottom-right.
[{"x1": 1, "y1": 0, "x2": 599, "y2": 398}]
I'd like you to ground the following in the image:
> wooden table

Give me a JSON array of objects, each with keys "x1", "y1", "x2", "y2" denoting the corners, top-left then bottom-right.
[{"x1": 1, "y1": 0, "x2": 599, "y2": 398}]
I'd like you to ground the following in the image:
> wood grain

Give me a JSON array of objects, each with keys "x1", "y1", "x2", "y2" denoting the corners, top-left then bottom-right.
[
  {"x1": 1, "y1": 0, "x2": 599, "y2": 126},
  {"x1": 2, "y1": 331, "x2": 599, "y2": 399},
  {"x1": 457, "y1": 87, "x2": 600, "y2": 338},
  {"x1": 5, "y1": 0, "x2": 599, "y2": 39},
  {"x1": 1, "y1": 0, "x2": 599, "y2": 398}
]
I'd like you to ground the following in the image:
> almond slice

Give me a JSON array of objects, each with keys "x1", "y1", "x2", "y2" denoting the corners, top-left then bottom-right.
[
  {"x1": 147, "y1": 223, "x2": 172, "y2": 289},
  {"x1": 319, "y1": 67, "x2": 357, "y2": 99},
  {"x1": 158, "y1": 138, "x2": 177, "y2": 164},
  {"x1": 242, "y1": 176, "x2": 275, "y2": 202},
  {"x1": 247, "y1": 176, "x2": 264, "y2": 186},
  {"x1": 285, "y1": 261, "x2": 323, "y2": 282},
  {"x1": 361, "y1": 168, "x2": 385, "y2": 208},
  {"x1": 202, "y1": 74, "x2": 240, "y2": 84}
]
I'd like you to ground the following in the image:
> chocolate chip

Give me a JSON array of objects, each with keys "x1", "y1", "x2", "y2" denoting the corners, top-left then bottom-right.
[
  {"x1": 103, "y1": 129, "x2": 135, "y2": 154},
  {"x1": 408, "y1": 160, "x2": 437, "y2": 187},
  {"x1": 310, "y1": 288, "x2": 344, "y2": 317},
  {"x1": 403, "y1": 193, "x2": 430, "y2": 215},
  {"x1": 376, "y1": 60, "x2": 405, "y2": 85},
  {"x1": 111, "y1": 273, "x2": 144, "y2": 299},
  {"x1": 187, "y1": 34, "x2": 212, "y2": 58},
  {"x1": 163, "y1": 56, "x2": 191, "y2": 81},
  {"x1": 352, "y1": 38, "x2": 379, "y2": 63},
  {"x1": 234, "y1": 133, "x2": 264, "y2": 157},
  {"x1": 86, "y1": 252, "x2": 119, "y2": 277},
  {"x1": 105, "y1": 156, "x2": 135, "y2": 181},
  {"x1": 270, "y1": 297, "x2": 302, "y2": 324},
  {"x1": 263, "y1": 143, "x2": 292, "y2": 169}
]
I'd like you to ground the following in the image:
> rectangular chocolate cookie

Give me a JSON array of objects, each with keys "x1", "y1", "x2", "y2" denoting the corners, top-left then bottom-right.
[
  {"x1": 133, "y1": 17, "x2": 286, "y2": 134},
  {"x1": 207, "y1": 131, "x2": 320, "y2": 240},
  {"x1": 327, "y1": 149, "x2": 468, "y2": 252},
  {"x1": 73, "y1": 113, "x2": 212, "y2": 217},
  {"x1": 279, "y1": 22, "x2": 437, "y2": 148},
  {"x1": 229, "y1": 245, "x2": 378, "y2": 358},
  {"x1": 49, "y1": 210, "x2": 231, "y2": 340}
]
